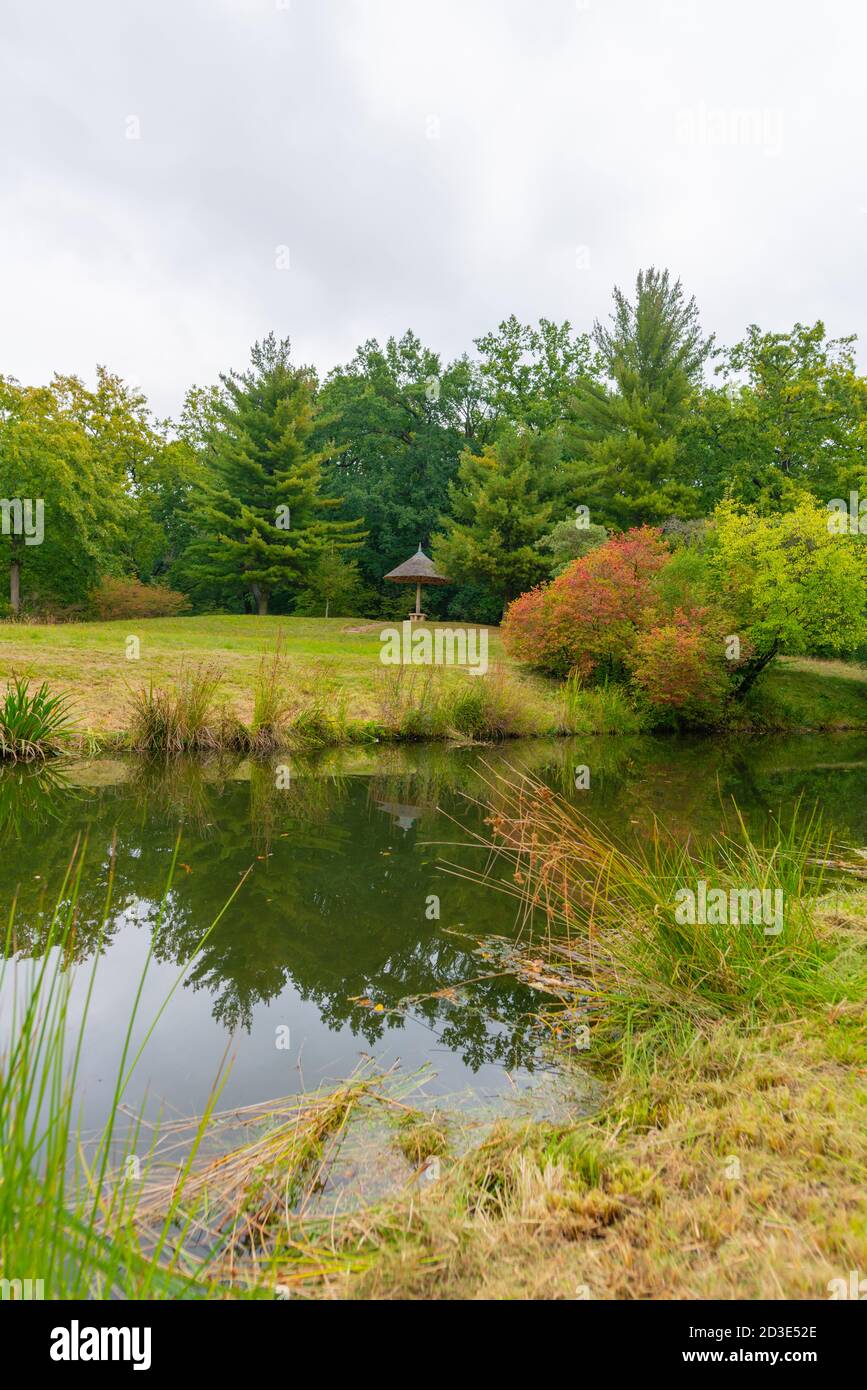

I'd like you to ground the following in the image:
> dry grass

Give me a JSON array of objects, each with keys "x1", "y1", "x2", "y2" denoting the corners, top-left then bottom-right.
[
  {"x1": 130, "y1": 1071, "x2": 392, "y2": 1291},
  {"x1": 781, "y1": 656, "x2": 867, "y2": 684},
  {"x1": 292, "y1": 985, "x2": 866, "y2": 1300}
]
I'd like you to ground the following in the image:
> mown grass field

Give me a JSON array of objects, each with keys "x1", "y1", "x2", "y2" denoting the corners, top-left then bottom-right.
[
  {"x1": 0, "y1": 616, "x2": 518, "y2": 734},
  {"x1": 0, "y1": 615, "x2": 866, "y2": 738}
]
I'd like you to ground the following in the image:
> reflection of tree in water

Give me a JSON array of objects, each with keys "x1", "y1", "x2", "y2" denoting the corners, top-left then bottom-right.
[
  {"x1": 3, "y1": 735, "x2": 866, "y2": 1071},
  {"x1": 0, "y1": 759, "x2": 542, "y2": 1069}
]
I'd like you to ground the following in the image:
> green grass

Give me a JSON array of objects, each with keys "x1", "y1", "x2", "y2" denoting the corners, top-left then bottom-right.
[
  {"x1": 1, "y1": 616, "x2": 866, "y2": 747},
  {"x1": 0, "y1": 837, "x2": 233, "y2": 1298},
  {"x1": 743, "y1": 657, "x2": 867, "y2": 730}
]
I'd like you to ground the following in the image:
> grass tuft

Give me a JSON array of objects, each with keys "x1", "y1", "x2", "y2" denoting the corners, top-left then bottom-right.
[{"x1": 0, "y1": 675, "x2": 73, "y2": 760}]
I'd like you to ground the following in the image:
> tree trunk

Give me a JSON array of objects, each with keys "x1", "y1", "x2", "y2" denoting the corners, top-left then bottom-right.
[
  {"x1": 733, "y1": 641, "x2": 780, "y2": 699},
  {"x1": 250, "y1": 583, "x2": 269, "y2": 616},
  {"x1": 10, "y1": 558, "x2": 20, "y2": 617}
]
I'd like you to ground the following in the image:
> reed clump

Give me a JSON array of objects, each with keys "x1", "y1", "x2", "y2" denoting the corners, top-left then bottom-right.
[
  {"x1": 127, "y1": 654, "x2": 352, "y2": 755},
  {"x1": 0, "y1": 675, "x2": 73, "y2": 760},
  {"x1": 558, "y1": 671, "x2": 646, "y2": 736},
  {"x1": 449, "y1": 768, "x2": 861, "y2": 1041},
  {"x1": 128, "y1": 664, "x2": 225, "y2": 753},
  {"x1": 374, "y1": 664, "x2": 546, "y2": 743}
]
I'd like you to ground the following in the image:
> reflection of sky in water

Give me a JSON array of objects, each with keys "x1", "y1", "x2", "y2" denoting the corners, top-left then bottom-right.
[{"x1": 2, "y1": 732, "x2": 866, "y2": 1132}]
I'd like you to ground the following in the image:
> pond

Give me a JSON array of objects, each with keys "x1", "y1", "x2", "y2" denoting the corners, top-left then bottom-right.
[{"x1": 2, "y1": 732, "x2": 866, "y2": 1134}]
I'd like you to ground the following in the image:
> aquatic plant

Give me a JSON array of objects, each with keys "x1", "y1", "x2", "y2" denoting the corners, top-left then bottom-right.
[
  {"x1": 127, "y1": 664, "x2": 224, "y2": 753},
  {"x1": 0, "y1": 675, "x2": 73, "y2": 761},
  {"x1": 0, "y1": 837, "x2": 250, "y2": 1298}
]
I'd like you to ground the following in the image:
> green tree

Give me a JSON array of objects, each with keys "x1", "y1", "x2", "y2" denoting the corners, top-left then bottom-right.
[
  {"x1": 293, "y1": 548, "x2": 367, "y2": 618},
  {"x1": 474, "y1": 315, "x2": 595, "y2": 433},
  {"x1": 539, "y1": 518, "x2": 608, "y2": 576},
  {"x1": 681, "y1": 322, "x2": 867, "y2": 512},
  {"x1": 432, "y1": 430, "x2": 560, "y2": 616},
  {"x1": 710, "y1": 496, "x2": 867, "y2": 694},
  {"x1": 316, "y1": 332, "x2": 489, "y2": 608},
  {"x1": 0, "y1": 378, "x2": 117, "y2": 613},
  {"x1": 182, "y1": 336, "x2": 362, "y2": 615},
  {"x1": 50, "y1": 366, "x2": 198, "y2": 585},
  {"x1": 567, "y1": 267, "x2": 715, "y2": 527}
]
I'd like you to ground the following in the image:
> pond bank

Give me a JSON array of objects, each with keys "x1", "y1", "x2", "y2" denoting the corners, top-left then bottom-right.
[
  {"x1": 2, "y1": 735, "x2": 866, "y2": 1298},
  {"x1": 2, "y1": 615, "x2": 867, "y2": 758},
  {"x1": 284, "y1": 888, "x2": 867, "y2": 1300}
]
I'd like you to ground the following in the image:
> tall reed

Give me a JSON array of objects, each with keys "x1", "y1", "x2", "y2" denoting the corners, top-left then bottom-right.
[
  {"x1": 0, "y1": 836, "x2": 249, "y2": 1298},
  {"x1": 128, "y1": 664, "x2": 224, "y2": 753},
  {"x1": 452, "y1": 767, "x2": 847, "y2": 1037}
]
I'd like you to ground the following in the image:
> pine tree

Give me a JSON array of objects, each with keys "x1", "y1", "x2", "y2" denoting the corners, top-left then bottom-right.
[
  {"x1": 567, "y1": 268, "x2": 715, "y2": 528},
  {"x1": 182, "y1": 336, "x2": 363, "y2": 614},
  {"x1": 432, "y1": 430, "x2": 559, "y2": 616}
]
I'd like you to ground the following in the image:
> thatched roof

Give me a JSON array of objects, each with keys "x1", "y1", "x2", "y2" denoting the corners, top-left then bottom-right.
[{"x1": 384, "y1": 545, "x2": 450, "y2": 585}]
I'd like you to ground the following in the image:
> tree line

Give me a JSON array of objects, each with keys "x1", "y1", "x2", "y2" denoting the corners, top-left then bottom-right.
[{"x1": 1, "y1": 266, "x2": 865, "y2": 623}]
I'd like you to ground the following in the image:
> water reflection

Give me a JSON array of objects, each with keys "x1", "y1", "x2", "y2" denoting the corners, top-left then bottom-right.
[{"x1": 1, "y1": 733, "x2": 865, "y2": 1118}]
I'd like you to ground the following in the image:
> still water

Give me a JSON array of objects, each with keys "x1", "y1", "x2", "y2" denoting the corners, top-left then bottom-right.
[{"x1": 1, "y1": 733, "x2": 865, "y2": 1131}]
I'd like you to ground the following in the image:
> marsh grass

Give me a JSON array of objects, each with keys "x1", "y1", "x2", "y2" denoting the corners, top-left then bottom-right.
[
  {"x1": 283, "y1": 660, "x2": 350, "y2": 747},
  {"x1": 132, "y1": 1071, "x2": 388, "y2": 1285},
  {"x1": 0, "y1": 835, "x2": 252, "y2": 1298},
  {"x1": 394, "y1": 1109, "x2": 448, "y2": 1168},
  {"x1": 249, "y1": 646, "x2": 293, "y2": 751},
  {"x1": 0, "y1": 675, "x2": 73, "y2": 761},
  {"x1": 374, "y1": 663, "x2": 547, "y2": 743},
  {"x1": 444, "y1": 767, "x2": 860, "y2": 1045},
  {"x1": 128, "y1": 664, "x2": 225, "y2": 754},
  {"x1": 558, "y1": 672, "x2": 646, "y2": 736}
]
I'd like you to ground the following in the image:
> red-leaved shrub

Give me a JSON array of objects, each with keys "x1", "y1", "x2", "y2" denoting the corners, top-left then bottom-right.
[
  {"x1": 630, "y1": 609, "x2": 731, "y2": 724},
  {"x1": 89, "y1": 577, "x2": 190, "y2": 621},
  {"x1": 502, "y1": 527, "x2": 670, "y2": 678}
]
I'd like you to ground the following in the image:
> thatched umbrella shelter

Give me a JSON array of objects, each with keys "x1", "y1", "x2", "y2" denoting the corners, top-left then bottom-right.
[{"x1": 384, "y1": 545, "x2": 450, "y2": 621}]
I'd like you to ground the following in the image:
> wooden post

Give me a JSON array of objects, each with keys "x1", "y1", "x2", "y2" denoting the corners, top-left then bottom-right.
[{"x1": 415, "y1": 581, "x2": 421, "y2": 616}]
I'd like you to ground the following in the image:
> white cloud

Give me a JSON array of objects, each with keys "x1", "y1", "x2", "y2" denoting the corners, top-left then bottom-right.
[{"x1": 1, "y1": 0, "x2": 865, "y2": 415}]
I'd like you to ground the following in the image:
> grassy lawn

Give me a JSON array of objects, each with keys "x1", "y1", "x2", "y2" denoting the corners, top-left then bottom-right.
[
  {"x1": 0, "y1": 615, "x2": 516, "y2": 734},
  {"x1": 0, "y1": 615, "x2": 866, "y2": 740},
  {"x1": 748, "y1": 657, "x2": 867, "y2": 730}
]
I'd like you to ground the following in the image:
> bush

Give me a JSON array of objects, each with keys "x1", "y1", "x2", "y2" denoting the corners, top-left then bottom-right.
[
  {"x1": 630, "y1": 611, "x2": 732, "y2": 726},
  {"x1": 89, "y1": 577, "x2": 190, "y2": 621},
  {"x1": 503, "y1": 526, "x2": 758, "y2": 728},
  {"x1": 502, "y1": 527, "x2": 670, "y2": 679}
]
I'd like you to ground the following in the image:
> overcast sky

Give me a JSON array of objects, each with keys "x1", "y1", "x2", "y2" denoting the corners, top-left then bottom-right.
[{"x1": 1, "y1": 0, "x2": 865, "y2": 417}]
